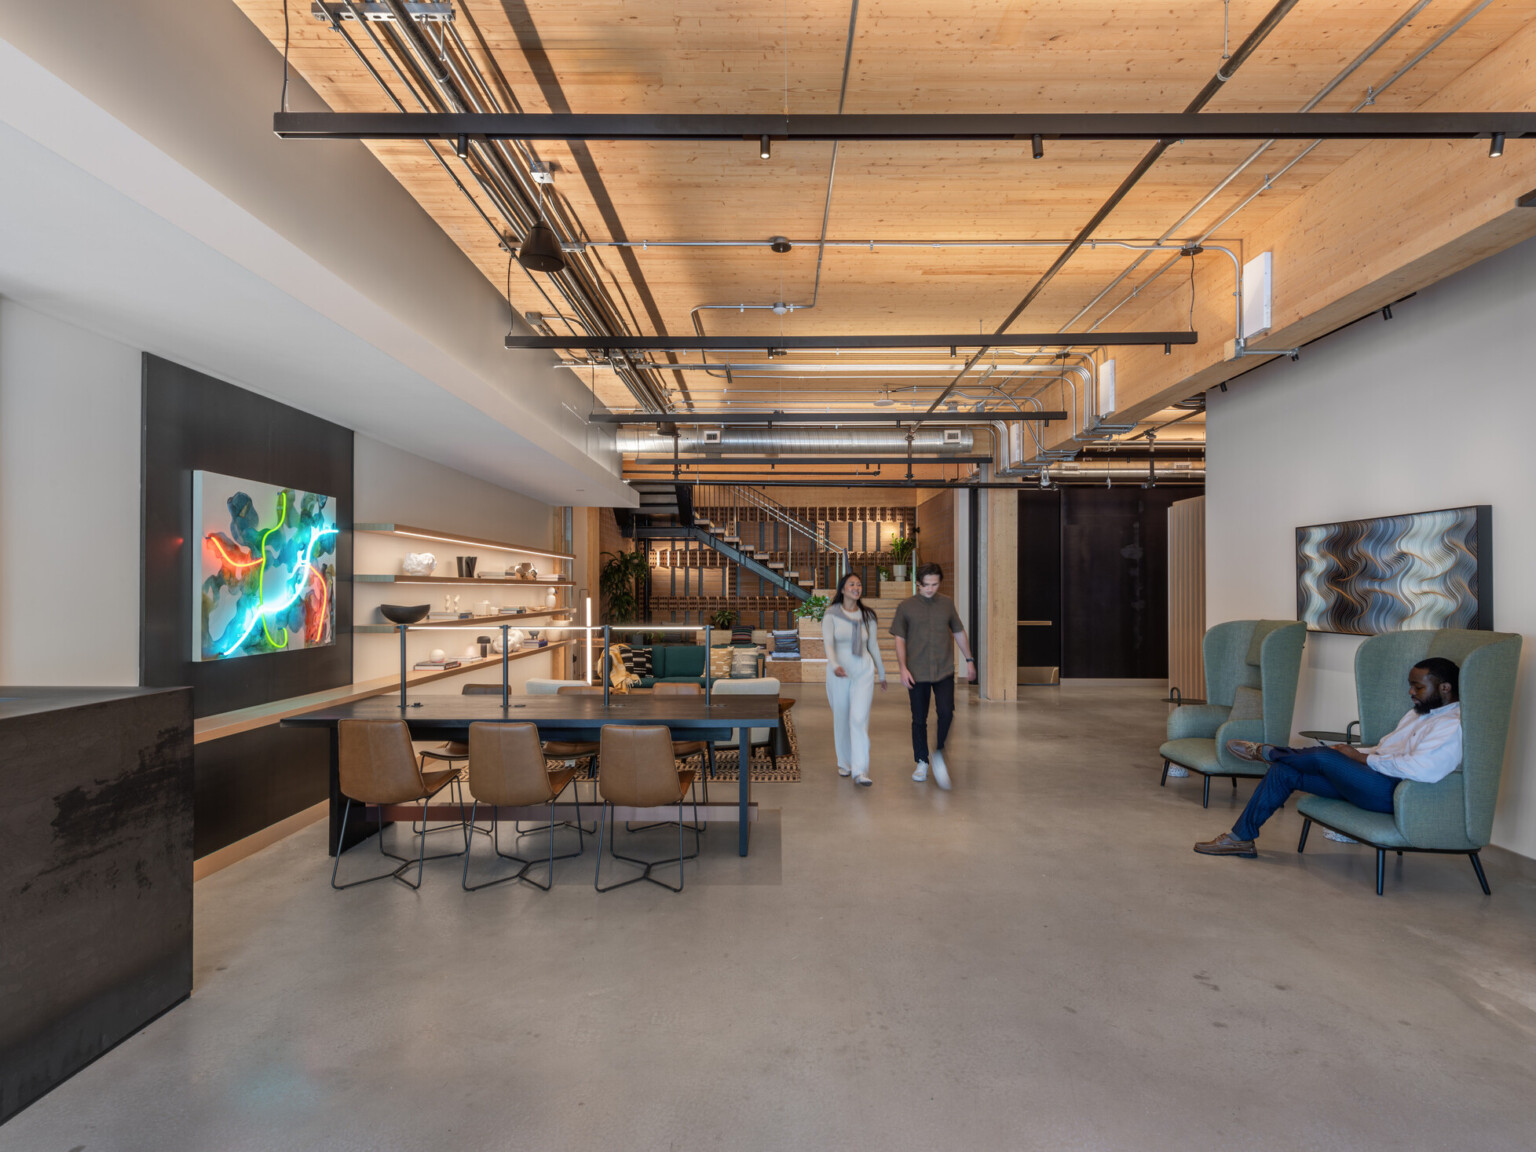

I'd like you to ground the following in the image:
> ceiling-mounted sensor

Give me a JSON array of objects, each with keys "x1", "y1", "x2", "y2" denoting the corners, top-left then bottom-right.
[
  {"x1": 769, "y1": 237, "x2": 792, "y2": 253},
  {"x1": 873, "y1": 388, "x2": 894, "y2": 407}
]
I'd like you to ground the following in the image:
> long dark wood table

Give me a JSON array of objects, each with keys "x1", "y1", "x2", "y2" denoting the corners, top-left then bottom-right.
[{"x1": 280, "y1": 694, "x2": 780, "y2": 856}]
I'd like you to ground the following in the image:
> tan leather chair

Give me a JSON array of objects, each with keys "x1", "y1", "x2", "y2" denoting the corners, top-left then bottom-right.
[
  {"x1": 462, "y1": 723, "x2": 583, "y2": 891},
  {"x1": 333, "y1": 719, "x2": 464, "y2": 890},
  {"x1": 594, "y1": 725, "x2": 699, "y2": 893},
  {"x1": 412, "y1": 683, "x2": 498, "y2": 838}
]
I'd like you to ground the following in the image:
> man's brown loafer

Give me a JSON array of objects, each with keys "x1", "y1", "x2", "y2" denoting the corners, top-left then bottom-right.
[
  {"x1": 1225, "y1": 739, "x2": 1277, "y2": 763},
  {"x1": 1194, "y1": 832, "x2": 1257, "y2": 857}
]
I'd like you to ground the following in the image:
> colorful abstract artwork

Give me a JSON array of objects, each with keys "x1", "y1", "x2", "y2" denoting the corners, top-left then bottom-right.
[
  {"x1": 192, "y1": 471, "x2": 339, "y2": 661},
  {"x1": 1295, "y1": 505, "x2": 1491, "y2": 635}
]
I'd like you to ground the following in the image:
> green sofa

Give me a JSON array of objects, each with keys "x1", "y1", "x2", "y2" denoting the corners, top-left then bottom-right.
[
  {"x1": 1159, "y1": 619, "x2": 1308, "y2": 806},
  {"x1": 621, "y1": 643, "x2": 708, "y2": 688},
  {"x1": 1296, "y1": 628, "x2": 1522, "y2": 895}
]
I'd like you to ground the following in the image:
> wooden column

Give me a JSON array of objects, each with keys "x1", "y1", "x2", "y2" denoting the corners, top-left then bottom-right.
[{"x1": 981, "y1": 488, "x2": 1018, "y2": 702}]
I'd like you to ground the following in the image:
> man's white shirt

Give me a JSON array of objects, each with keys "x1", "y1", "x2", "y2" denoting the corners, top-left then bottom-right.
[{"x1": 1364, "y1": 702, "x2": 1462, "y2": 783}]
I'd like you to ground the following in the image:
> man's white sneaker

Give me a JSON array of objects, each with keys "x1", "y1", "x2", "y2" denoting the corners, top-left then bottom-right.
[
  {"x1": 912, "y1": 761, "x2": 929, "y2": 782},
  {"x1": 931, "y1": 749, "x2": 951, "y2": 790}
]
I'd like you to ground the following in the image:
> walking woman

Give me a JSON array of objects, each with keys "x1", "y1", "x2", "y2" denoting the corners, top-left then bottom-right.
[{"x1": 822, "y1": 572, "x2": 887, "y2": 786}]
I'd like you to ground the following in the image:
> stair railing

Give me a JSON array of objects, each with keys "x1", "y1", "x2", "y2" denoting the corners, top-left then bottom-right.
[{"x1": 694, "y1": 482, "x2": 848, "y2": 588}]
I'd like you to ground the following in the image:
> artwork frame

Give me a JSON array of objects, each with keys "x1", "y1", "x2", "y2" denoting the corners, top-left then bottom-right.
[
  {"x1": 1295, "y1": 504, "x2": 1492, "y2": 636},
  {"x1": 192, "y1": 470, "x2": 339, "y2": 661}
]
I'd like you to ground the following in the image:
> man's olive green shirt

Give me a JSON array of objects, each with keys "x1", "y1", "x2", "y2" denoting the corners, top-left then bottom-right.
[{"x1": 889, "y1": 593, "x2": 965, "y2": 683}]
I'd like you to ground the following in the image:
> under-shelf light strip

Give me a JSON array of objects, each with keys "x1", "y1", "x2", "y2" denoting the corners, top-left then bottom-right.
[{"x1": 376, "y1": 527, "x2": 574, "y2": 562}]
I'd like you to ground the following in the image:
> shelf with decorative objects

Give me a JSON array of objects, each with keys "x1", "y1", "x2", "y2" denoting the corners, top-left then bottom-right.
[{"x1": 353, "y1": 520, "x2": 578, "y2": 681}]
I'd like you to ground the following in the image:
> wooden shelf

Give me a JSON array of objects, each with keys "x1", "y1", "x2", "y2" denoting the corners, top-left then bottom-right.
[
  {"x1": 356, "y1": 522, "x2": 574, "y2": 562},
  {"x1": 194, "y1": 641, "x2": 576, "y2": 744},
  {"x1": 356, "y1": 575, "x2": 576, "y2": 586},
  {"x1": 354, "y1": 607, "x2": 575, "y2": 634}
]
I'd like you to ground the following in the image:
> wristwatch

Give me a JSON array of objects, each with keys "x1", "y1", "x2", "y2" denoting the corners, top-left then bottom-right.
[{"x1": 965, "y1": 657, "x2": 976, "y2": 663}]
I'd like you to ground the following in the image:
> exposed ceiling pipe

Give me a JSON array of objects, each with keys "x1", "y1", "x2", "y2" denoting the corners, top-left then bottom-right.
[
  {"x1": 616, "y1": 428, "x2": 975, "y2": 454},
  {"x1": 350, "y1": 2, "x2": 671, "y2": 411},
  {"x1": 915, "y1": 0, "x2": 1302, "y2": 428},
  {"x1": 1083, "y1": 0, "x2": 1493, "y2": 348}
]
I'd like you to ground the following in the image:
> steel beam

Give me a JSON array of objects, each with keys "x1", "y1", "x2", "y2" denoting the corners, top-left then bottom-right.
[
  {"x1": 593, "y1": 411, "x2": 1067, "y2": 424},
  {"x1": 274, "y1": 111, "x2": 1536, "y2": 143},
  {"x1": 509, "y1": 332, "x2": 1196, "y2": 352}
]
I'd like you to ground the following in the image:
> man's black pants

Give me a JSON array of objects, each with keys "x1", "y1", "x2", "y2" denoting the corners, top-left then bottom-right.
[{"x1": 908, "y1": 678, "x2": 954, "y2": 763}]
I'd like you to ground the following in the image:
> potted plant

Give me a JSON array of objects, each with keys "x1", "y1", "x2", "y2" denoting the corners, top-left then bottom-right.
[
  {"x1": 599, "y1": 547, "x2": 650, "y2": 624},
  {"x1": 794, "y1": 593, "x2": 829, "y2": 636},
  {"x1": 711, "y1": 607, "x2": 738, "y2": 631},
  {"x1": 888, "y1": 534, "x2": 915, "y2": 581}
]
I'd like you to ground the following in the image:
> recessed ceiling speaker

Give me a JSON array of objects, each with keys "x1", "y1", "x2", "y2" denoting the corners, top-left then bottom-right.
[{"x1": 518, "y1": 221, "x2": 566, "y2": 273}]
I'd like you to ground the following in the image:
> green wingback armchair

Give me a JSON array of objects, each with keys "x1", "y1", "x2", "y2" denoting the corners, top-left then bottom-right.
[
  {"x1": 1296, "y1": 628, "x2": 1522, "y2": 895},
  {"x1": 1159, "y1": 619, "x2": 1308, "y2": 807}
]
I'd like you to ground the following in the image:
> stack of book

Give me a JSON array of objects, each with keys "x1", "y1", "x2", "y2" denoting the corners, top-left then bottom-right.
[{"x1": 413, "y1": 659, "x2": 462, "y2": 671}]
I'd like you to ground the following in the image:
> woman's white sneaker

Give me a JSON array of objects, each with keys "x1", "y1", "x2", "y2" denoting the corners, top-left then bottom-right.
[
  {"x1": 854, "y1": 773, "x2": 873, "y2": 787},
  {"x1": 837, "y1": 765, "x2": 852, "y2": 777}
]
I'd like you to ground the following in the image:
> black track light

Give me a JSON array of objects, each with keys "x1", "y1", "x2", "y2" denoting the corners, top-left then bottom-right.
[
  {"x1": 760, "y1": 134, "x2": 771, "y2": 160},
  {"x1": 1032, "y1": 134, "x2": 1044, "y2": 160},
  {"x1": 1164, "y1": 343, "x2": 1172, "y2": 355},
  {"x1": 1489, "y1": 131, "x2": 1505, "y2": 158},
  {"x1": 517, "y1": 221, "x2": 566, "y2": 273},
  {"x1": 455, "y1": 134, "x2": 468, "y2": 159}
]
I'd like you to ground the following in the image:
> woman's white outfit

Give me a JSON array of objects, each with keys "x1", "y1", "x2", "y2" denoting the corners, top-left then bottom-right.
[{"x1": 823, "y1": 605, "x2": 886, "y2": 781}]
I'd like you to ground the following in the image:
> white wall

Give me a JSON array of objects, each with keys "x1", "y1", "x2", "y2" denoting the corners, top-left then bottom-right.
[
  {"x1": 0, "y1": 298, "x2": 574, "y2": 692},
  {"x1": 0, "y1": 298, "x2": 140, "y2": 685},
  {"x1": 1207, "y1": 234, "x2": 1536, "y2": 858},
  {"x1": 352, "y1": 436, "x2": 569, "y2": 684}
]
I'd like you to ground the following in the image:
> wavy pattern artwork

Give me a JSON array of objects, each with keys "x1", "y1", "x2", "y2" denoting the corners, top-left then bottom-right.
[
  {"x1": 1296, "y1": 506, "x2": 1490, "y2": 635},
  {"x1": 192, "y1": 470, "x2": 338, "y2": 661}
]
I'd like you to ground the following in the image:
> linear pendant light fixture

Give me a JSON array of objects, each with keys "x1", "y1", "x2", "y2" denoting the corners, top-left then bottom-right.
[{"x1": 273, "y1": 111, "x2": 1536, "y2": 145}]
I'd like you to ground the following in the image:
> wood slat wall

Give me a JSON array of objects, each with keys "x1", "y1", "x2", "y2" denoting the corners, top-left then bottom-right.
[
  {"x1": 1166, "y1": 495, "x2": 1206, "y2": 700},
  {"x1": 915, "y1": 490, "x2": 954, "y2": 582}
]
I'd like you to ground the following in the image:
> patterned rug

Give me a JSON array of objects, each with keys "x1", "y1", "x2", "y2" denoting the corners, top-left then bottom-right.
[{"x1": 695, "y1": 709, "x2": 801, "y2": 783}]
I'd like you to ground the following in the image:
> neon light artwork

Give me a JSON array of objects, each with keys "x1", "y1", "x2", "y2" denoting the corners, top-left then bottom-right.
[{"x1": 193, "y1": 470, "x2": 339, "y2": 662}]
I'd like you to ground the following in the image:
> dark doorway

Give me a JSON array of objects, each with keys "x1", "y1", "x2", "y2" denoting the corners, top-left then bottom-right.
[{"x1": 1018, "y1": 487, "x2": 1196, "y2": 679}]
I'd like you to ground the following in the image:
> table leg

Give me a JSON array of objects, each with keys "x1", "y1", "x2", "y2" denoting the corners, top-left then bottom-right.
[{"x1": 738, "y1": 725, "x2": 752, "y2": 856}]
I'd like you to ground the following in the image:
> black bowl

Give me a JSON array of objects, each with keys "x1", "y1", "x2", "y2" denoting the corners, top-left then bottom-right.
[{"x1": 380, "y1": 603, "x2": 431, "y2": 625}]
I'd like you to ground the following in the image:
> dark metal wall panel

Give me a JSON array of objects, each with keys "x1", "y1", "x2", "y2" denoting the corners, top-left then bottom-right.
[
  {"x1": 0, "y1": 686, "x2": 193, "y2": 1124},
  {"x1": 1059, "y1": 488, "x2": 1188, "y2": 678},
  {"x1": 1016, "y1": 491, "x2": 1063, "y2": 669},
  {"x1": 140, "y1": 354, "x2": 354, "y2": 718}
]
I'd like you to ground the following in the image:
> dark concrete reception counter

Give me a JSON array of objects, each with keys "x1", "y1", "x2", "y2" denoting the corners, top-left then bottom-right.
[{"x1": 0, "y1": 686, "x2": 193, "y2": 1123}]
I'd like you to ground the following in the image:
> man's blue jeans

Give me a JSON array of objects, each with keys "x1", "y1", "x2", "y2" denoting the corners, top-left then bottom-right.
[{"x1": 1231, "y1": 746, "x2": 1398, "y2": 841}]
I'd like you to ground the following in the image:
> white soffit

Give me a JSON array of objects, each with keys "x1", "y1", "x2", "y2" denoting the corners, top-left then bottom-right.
[{"x1": 0, "y1": 39, "x2": 633, "y2": 509}]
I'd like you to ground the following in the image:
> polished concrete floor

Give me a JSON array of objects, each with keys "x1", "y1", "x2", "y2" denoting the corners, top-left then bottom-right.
[{"x1": 7, "y1": 684, "x2": 1536, "y2": 1152}]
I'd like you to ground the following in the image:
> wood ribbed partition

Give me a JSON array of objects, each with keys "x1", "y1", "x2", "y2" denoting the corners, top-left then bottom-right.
[{"x1": 1166, "y1": 495, "x2": 1206, "y2": 699}]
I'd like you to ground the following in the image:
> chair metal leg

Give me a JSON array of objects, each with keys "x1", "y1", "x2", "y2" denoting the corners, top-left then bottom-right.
[
  {"x1": 463, "y1": 788, "x2": 583, "y2": 893},
  {"x1": 1202, "y1": 775, "x2": 1211, "y2": 808},
  {"x1": 332, "y1": 799, "x2": 428, "y2": 890},
  {"x1": 1231, "y1": 777, "x2": 1238, "y2": 790},
  {"x1": 1297, "y1": 818, "x2": 1311, "y2": 853},
  {"x1": 1469, "y1": 852, "x2": 1491, "y2": 895},
  {"x1": 597, "y1": 799, "x2": 696, "y2": 893},
  {"x1": 1160, "y1": 759, "x2": 1170, "y2": 786},
  {"x1": 1375, "y1": 848, "x2": 1386, "y2": 896}
]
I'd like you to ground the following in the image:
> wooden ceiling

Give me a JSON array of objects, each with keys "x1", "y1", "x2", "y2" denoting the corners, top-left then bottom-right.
[{"x1": 235, "y1": 1, "x2": 1532, "y2": 440}]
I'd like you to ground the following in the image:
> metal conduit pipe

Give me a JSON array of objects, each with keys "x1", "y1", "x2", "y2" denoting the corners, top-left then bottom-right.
[
  {"x1": 916, "y1": 0, "x2": 1302, "y2": 427},
  {"x1": 375, "y1": 1, "x2": 670, "y2": 411},
  {"x1": 616, "y1": 428, "x2": 975, "y2": 455}
]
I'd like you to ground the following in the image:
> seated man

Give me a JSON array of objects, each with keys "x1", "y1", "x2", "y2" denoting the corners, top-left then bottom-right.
[{"x1": 1194, "y1": 657, "x2": 1462, "y2": 858}]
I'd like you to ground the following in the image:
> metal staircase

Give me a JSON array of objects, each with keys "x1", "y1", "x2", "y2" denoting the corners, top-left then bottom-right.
[{"x1": 627, "y1": 481, "x2": 848, "y2": 602}]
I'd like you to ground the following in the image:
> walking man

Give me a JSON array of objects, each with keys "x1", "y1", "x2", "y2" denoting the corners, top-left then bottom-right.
[{"x1": 890, "y1": 563, "x2": 977, "y2": 789}]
